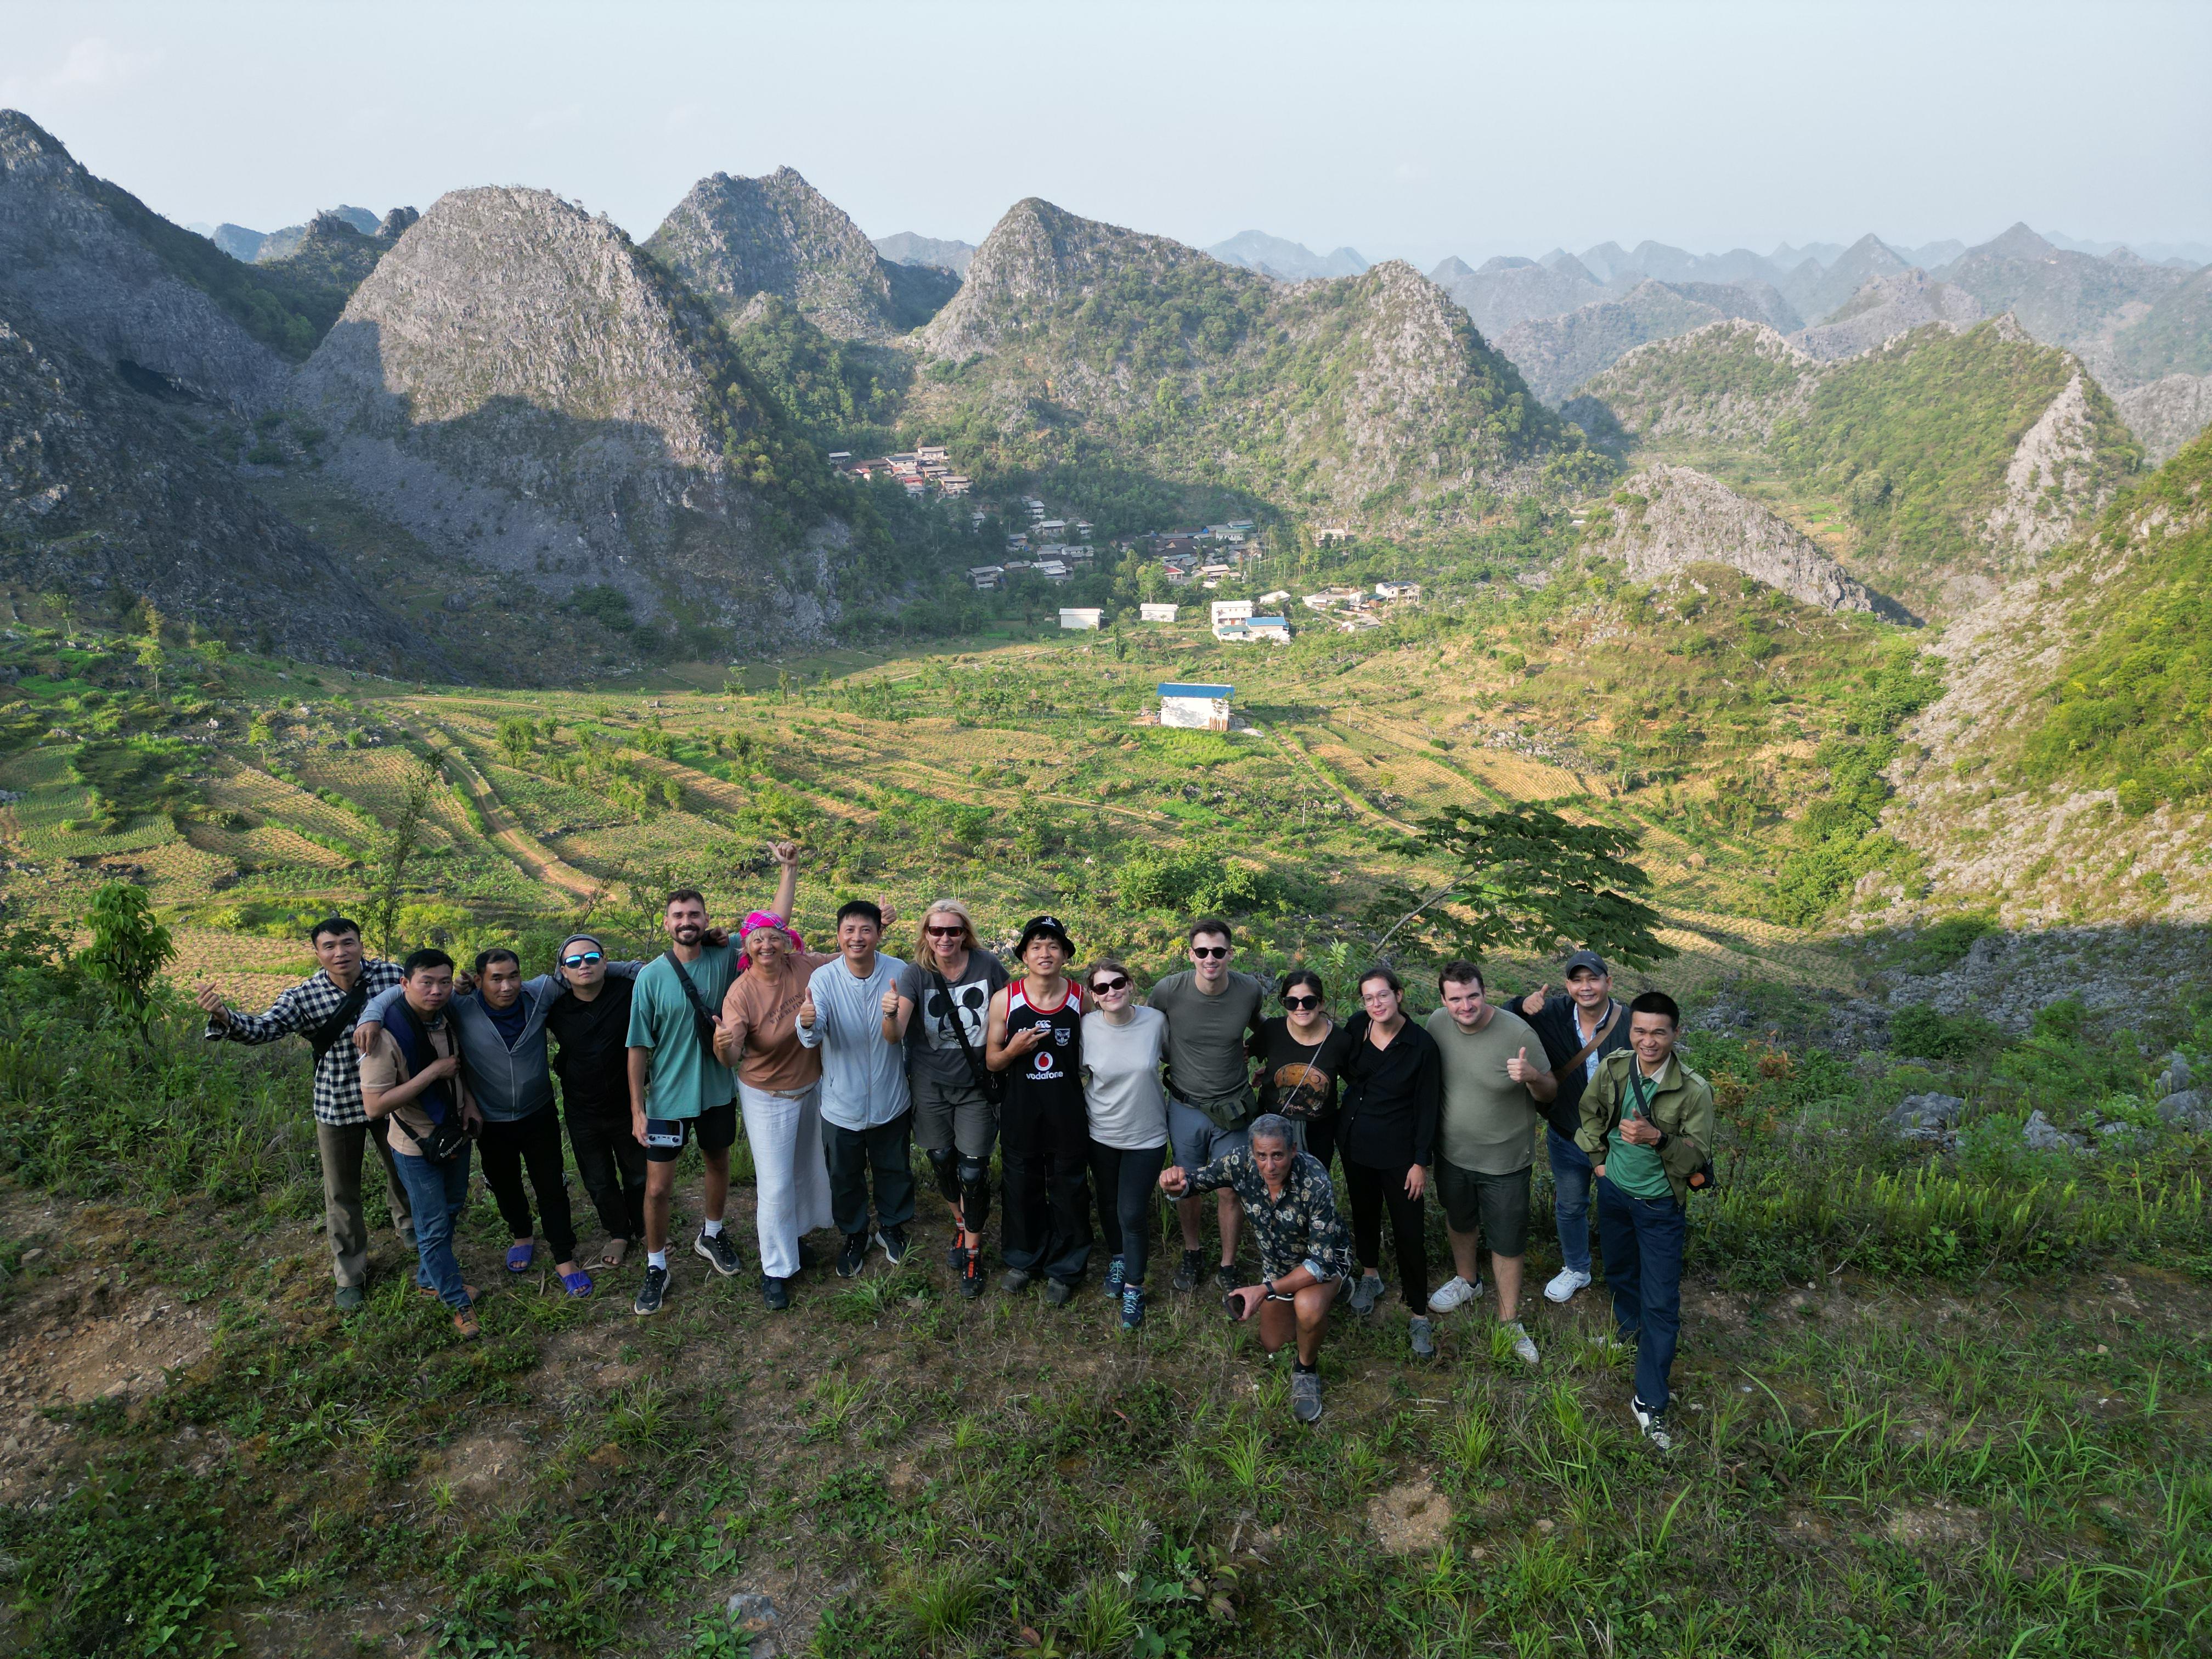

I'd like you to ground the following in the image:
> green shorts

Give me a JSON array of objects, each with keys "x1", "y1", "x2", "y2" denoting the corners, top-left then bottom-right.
[{"x1": 1436, "y1": 1159, "x2": 1531, "y2": 1257}]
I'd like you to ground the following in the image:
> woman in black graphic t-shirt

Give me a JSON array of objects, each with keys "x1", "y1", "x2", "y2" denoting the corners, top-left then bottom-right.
[{"x1": 1252, "y1": 969, "x2": 1355, "y2": 1176}]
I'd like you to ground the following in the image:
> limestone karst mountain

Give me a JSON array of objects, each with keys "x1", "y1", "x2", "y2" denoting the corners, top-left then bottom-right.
[
  {"x1": 1496, "y1": 278, "x2": 1799, "y2": 405},
  {"x1": 1569, "y1": 317, "x2": 2140, "y2": 618},
  {"x1": 1590, "y1": 463, "x2": 1905, "y2": 617},
  {"x1": 1792, "y1": 269, "x2": 1983, "y2": 360},
  {"x1": 1933, "y1": 222, "x2": 2191, "y2": 356},
  {"x1": 873, "y1": 232, "x2": 975, "y2": 277},
  {"x1": 1878, "y1": 427, "x2": 2212, "y2": 926},
  {"x1": 0, "y1": 308, "x2": 424, "y2": 668},
  {"x1": 2114, "y1": 374, "x2": 2212, "y2": 466},
  {"x1": 1426, "y1": 255, "x2": 1607, "y2": 341},
  {"x1": 1783, "y1": 233, "x2": 1911, "y2": 325},
  {"x1": 1207, "y1": 231, "x2": 1368, "y2": 281},
  {"x1": 912, "y1": 197, "x2": 1572, "y2": 527},
  {"x1": 0, "y1": 110, "x2": 300, "y2": 407},
  {"x1": 645, "y1": 167, "x2": 958, "y2": 341},
  {"x1": 296, "y1": 184, "x2": 850, "y2": 630}
]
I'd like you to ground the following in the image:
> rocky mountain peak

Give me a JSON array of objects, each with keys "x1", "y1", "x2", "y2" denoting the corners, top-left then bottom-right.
[
  {"x1": 644, "y1": 166, "x2": 953, "y2": 340},
  {"x1": 1793, "y1": 268, "x2": 1982, "y2": 360},
  {"x1": 1984, "y1": 222, "x2": 2057, "y2": 260},
  {"x1": 375, "y1": 206, "x2": 420, "y2": 241}
]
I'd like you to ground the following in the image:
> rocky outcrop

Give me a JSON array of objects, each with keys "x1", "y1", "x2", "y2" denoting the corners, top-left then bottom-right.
[
  {"x1": 1980, "y1": 371, "x2": 2114, "y2": 561},
  {"x1": 1602, "y1": 464, "x2": 1903, "y2": 616},
  {"x1": 2114, "y1": 372, "x2": 2212, "y2": 464},
  {"x1": 1562, "y1": 320, "x2": 1820, "y2": 448},
  {"x1": 646, "y1": 168, "x2": 955, "y2": 340},
  {"x1": 0, "y1": 310, "x2": 425, "y2": 668},
  {"x1": 1792, "y1": 269, "x2": 1982, "y2": 360},
  {"x1": 296, "y1": 185, "x2": 840, "y2": 630},
  {"x1": 0, "y1": 110, "x2": 290, "y2": 408}
]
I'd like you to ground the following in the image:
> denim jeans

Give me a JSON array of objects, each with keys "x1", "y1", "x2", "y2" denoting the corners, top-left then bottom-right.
[
  {"x1": 1595, "y1": 1176, "x2": 1686, "y2": 1414},
  {"x1": 393, "y1": 1144, "x2": 473, "y2": 1311},
  {"x1": 1547, "y1": 1126, "x2": 1595, "y2": 1274}
]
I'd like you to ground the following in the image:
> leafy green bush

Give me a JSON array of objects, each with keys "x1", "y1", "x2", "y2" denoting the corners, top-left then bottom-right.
[
  {"x1": 1889, "y1": 1002, "x2": 2005, "y2": 1060},
  {"x1": 1114, "y1": 844, "x2": 1277, "y2": 915}
]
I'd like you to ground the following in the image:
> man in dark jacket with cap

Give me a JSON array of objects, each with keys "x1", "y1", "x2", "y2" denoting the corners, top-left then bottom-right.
[{"x1": 1520, "y1": 949, "x2": 1632, "y2": 1302}]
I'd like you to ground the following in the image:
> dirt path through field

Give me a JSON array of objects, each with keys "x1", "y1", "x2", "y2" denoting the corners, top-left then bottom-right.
[{"x1": 423, "y1": 726, "x2": 602, "y2": 899}]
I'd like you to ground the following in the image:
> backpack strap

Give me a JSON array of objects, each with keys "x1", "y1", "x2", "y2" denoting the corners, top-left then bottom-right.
[
  {"x1": 307, "y1": 973, "x2": 373, "y2": 1063},
  {"x1": 663, "y1": 949, "x2": 722, "y2": 1059}
]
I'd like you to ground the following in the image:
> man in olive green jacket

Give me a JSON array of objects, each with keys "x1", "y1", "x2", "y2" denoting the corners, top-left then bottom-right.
[{"x1": 1576, "y1": 990, "x2": 1713, "y2": 1451}]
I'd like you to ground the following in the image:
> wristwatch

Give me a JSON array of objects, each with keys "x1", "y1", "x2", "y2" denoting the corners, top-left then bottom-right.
[
  {"x1": 1655, "y1": 1131, "x2": 1671, "y2": 1152},
  {"x1": 1261, "y1": 1277, "x2": 1277, "y2": 1300}
]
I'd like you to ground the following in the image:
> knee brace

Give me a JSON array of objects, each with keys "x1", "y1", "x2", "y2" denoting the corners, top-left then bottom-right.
[
  {"x1": 926, "y1": 1147, "x2": 961, "y2": 1205},
  {"x1": 958, "y1": 1156, "x2": 992, "y2": 1231}
]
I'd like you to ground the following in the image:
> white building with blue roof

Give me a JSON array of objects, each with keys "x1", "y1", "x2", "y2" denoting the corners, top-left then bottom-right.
[{"x1": 1158, "y1": 682, "x2": 1233, "y2": 732}]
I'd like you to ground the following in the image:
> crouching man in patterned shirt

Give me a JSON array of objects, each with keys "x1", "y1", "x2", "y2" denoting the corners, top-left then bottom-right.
[{"x1": 1160, "y1": 1112, "x2": 1352, "y2": 1425}]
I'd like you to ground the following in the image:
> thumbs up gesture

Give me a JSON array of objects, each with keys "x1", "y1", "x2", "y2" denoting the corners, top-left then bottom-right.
[
  {"x1": 1521, "y1": 985, "x2": 1549, "y2": 1017},
  {"x1": 798, "y1": 990, "x2": 817, "y2": 1030},
  {"x1": 881, "y1": 986, "x2": 901, "y2": 1017},
  {"x1": 1506, "y1": 1045, "x2": 1535, "y2": 1082}
]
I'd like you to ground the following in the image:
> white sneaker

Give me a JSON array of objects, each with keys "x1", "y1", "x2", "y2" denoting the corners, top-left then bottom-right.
[
  {"x1": 1426, "y1": 1275, "x2": 1482, "y2": 1313},
  {"x1": 1504, "y1": 1320, "x2": 1539, "y2": 1367},
  {"x1": 1544, "y1": 1266, "x2": 1592, "y2": 1304}
]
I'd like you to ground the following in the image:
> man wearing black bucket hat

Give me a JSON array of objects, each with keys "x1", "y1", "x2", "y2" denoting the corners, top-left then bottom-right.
[{"x1": 984, "y1": 915, "x2": 1093, "y2": 1301}]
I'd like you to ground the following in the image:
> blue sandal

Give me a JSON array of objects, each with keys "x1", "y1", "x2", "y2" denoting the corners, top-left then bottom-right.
[
  {"x1": 560, "y1": 1269, "x2": 594, "y2": 1299},
  {"x1": 506, "y1": 1242, "x2": 535, "y2": 1273}
]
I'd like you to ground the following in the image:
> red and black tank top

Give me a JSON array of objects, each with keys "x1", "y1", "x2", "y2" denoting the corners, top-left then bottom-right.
[{"x1": 1003, "y1": 979, "x2": 1084, "y2": 1120}]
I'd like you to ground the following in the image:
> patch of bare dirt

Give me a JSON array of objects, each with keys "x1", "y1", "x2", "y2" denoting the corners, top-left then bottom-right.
[{"x1": 1367, "y1": 1475, "x2": 1453, "y2": 1554}]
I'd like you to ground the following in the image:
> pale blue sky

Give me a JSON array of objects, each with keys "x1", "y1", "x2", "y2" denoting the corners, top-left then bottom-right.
[{"x1": 5, "y1": 1, "x2": 2207, "y2": 267}]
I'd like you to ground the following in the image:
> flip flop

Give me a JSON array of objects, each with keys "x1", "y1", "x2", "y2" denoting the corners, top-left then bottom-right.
[
  {"x1": 506, "y1": 1242, "x2": 535, "y2": 1273},
  {"x1": 560, "y1": 1269, "x2": 595, "y2": 1299}
]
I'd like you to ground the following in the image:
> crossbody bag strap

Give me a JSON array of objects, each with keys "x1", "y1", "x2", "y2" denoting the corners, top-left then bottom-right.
[
  {"x1": 936, "y1": 969, "x2": 1006, "y2": 1101},
  {"x1": 307, "y1": 973, "x2": 374, "y2": 1062},
  {"x1": 1553, "y1": 999, "x2": 1622, "y2": 1082},
  {"x1": 663, "y1": 949, "x2": 721, "y2": 1058}
]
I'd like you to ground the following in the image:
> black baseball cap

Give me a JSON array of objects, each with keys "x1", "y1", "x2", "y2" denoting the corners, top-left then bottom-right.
[
  {"x1": 1017, "y1": 914, "x2": 1073, "y2": 952},
  {"x1": 1562, "y1": 949, "x2": 1609, "y2": 978}
]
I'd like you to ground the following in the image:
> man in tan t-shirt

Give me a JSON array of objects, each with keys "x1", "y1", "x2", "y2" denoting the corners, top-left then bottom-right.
[{"x1": 361, "y1": 949, "x2": 486, "y2": 1336}]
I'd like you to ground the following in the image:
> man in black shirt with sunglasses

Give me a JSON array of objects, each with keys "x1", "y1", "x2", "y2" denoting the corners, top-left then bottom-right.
[{"x1": 544, "y1": 933, "x2": 649, "y2": 1266}]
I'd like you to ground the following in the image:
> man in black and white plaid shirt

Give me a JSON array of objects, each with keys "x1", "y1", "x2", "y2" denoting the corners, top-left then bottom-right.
[{"x1": 199, "y1": 915, "x2": 413, "y2": 1312}]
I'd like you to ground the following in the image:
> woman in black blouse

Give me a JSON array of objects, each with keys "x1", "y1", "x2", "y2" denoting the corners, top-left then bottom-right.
[
  {"x1": 1251, "y1": 969, "x2": 1355, "y2": 1177},
  {"x1": 1339, "y1": 966, "x2": 1444, "y2": 1359}
]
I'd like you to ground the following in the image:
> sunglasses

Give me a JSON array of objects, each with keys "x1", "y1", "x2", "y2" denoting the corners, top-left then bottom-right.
[
  {"x1": 561, "y1": 951, "x2": 603, "y2": 968},
  {"x1": 1283, "y1": 994, "x2": 1321, "y2": 1009},
  {"x1": 926, "y1": 924, "x2": 966, "y2": 938},
  {"x1": 1191, "y1": 945, "x2": 1229, "y2": 959},
  {"x1": 1091, "y1": 975, "x2": 1130, "y2": 994}
]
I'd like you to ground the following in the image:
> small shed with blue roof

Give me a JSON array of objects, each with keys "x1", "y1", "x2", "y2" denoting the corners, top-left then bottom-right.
[{"x1": 1158, "y1": 682, "x2": 1233, "y2": 732}]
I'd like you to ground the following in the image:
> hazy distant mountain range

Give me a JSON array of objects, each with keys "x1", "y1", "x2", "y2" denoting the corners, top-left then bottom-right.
[{"x1": 1205, "y1": 231, "x2": 1370, "y2": 282}]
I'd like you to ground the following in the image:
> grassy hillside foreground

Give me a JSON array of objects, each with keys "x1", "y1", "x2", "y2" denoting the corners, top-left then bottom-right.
[{"x1": 0, "y1": 592, "x2": 2209, "y2": 1656}]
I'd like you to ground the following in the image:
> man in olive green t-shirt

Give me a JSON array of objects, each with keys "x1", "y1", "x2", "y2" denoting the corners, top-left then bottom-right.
[{"x1": 1421, "y1": 961, "x2": 1555, "y2": 1362}]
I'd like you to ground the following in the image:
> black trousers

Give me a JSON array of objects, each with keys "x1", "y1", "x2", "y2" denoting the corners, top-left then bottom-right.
[
  {"x1": 1088, "y1": 1142, "x2": 1167, "y2": 1288},
  {"x1": 1293, "y1": 1113, "x2": 1340, "y2": 1180},
  {"x1": 1344, "y1": 1157, "x2": 1428, "y2": 1310},
  {"x1": 823, "y1": 1111, "x2": 917, "y2": 1238},
  {"x1": 566, "y1": 1097, "x2": 646, "y2": 1243},
  {"x1": 1001, "y1": 1098, "x2": 1093, "y2": 1282},
  {"x1": 478, "y1": 1105, "x2": 578, "y2": 1262}
]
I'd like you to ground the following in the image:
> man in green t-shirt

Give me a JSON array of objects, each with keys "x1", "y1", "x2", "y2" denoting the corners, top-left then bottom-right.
[
  {"x1": 1422, "y1": 960, "x2": 1555, "y2": 1365},
  {"x1": 625, "y1": 887, "x2": 745, "y2": 1316},
  {"x1": 1576, "y1": 991, "x2": 1715, "y2": 1452}
]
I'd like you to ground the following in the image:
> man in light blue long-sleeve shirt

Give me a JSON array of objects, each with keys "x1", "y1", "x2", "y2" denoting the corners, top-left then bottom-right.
[{"x1": 797, "y1": 900, "x2": 915, "y2": 1278}]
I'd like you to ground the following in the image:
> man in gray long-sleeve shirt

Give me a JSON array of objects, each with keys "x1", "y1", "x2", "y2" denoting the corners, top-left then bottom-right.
[{"x1": 796, "y1": 900, "x2": 916, "y2": 1278}]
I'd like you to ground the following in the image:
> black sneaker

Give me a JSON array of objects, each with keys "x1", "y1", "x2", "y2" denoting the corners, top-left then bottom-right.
[
  {"x1": 958, "y1": 1248, "x2": 985, "y2": 1299},
  {"x1": 761, "y1": 1274, "x2": 790, "y2": 1311},
  {"x1": 836, "y1": 1233, "x2": 868, "y2": 1277},
  {"x1": 1172, "y1": 1249, "x2": 1204, "y2": 1293},
  {"x1": 633, "y1": 1264, "x2": 669, "y2": 1317},
  {"x1": 1044, "y1": 1278, "x2": 1076, "y2": 1306},
  {"x1": 1214, "y1": 1262, "x2": 1239, "y2": 1293},
  {"x1": 695, "y1": 1229, "x2": 742, "y2": 1277},
  {"x1": 1120, "y1": 1284, "x2": 1146, "y2": 1331},
  {"x1": 945, "y1": 1239, "x2": 967, "y2": 1271},
  {"x1": 877, "y1": 1225, "x2": 909, "y2": 1266},
  {"x1": 1290, "y1": 1368, "x2": 1324, "y2": 1424},
  {"x1": 796, "y1": 1238, "x2": 817, "y2": 1273},
  {"x1": 1102, "y1": 1255, "x2": 1126, "y2": 1300},
  {"x1": 1000, "y1": 1267, "x2": 1035, "y2": 1295}
]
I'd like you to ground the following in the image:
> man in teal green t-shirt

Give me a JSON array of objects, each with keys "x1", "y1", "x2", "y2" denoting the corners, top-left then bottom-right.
[
  {"x1": 627, "y1": 887, "x2": 744, "y2": 1315},
  {"x1": 1576, "y1": 991, "x2": 1714, "y2": 1453}
]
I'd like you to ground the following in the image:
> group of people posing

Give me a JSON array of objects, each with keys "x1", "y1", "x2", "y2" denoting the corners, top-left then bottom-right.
[{"x1": 195, "y1": 845, "x2": 1714, "y2": 1441}]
